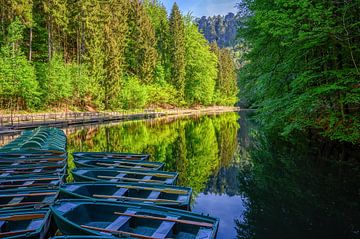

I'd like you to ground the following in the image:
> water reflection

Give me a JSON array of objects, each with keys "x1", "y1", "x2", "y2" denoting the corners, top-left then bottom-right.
[
  {"x1": 66, "y1": 113, "x2": 241, "y2": 196},
  {"x1": 236, "y1": 118, "x2": 360, "y2": 239},
  {"x1": 66, "y1": 111, "x2": 360, "y2": 239},
  {"x1": 66, "y1": 113, "x2": 243, "y2": 238}
]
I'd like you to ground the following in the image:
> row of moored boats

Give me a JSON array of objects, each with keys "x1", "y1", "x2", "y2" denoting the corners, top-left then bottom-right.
[{"x1": 0, "y1": 127, "x2": 219, "y2": 238}]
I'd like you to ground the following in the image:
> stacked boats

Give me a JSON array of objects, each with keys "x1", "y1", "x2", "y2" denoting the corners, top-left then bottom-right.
[
  {"x1": 0, "y1": 127, "x2": 219, "y2": 238},
  {"x1": 53, "y1": 151, "x2": 219, "y2": 238},
  {"x1": 0, "y1": 127, "x2": 67, "y2": 238}
]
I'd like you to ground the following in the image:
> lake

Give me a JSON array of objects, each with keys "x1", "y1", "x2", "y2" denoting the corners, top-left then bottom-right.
[{"x1": 65, "y1": 111, "x2": 360, "y2": 239}]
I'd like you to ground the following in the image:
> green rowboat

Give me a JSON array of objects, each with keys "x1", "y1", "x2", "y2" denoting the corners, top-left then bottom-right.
[
  {"x1": 73, "y1": 152, "x2": 150, "y2": 161},
  {"x1": 59, "y1": 182, "x2": 191, "y2": 210},
  {"x1": 0, "y1": 208, "x2": 51, "y2": 239},
  {"x1": 51, "y1": 200, "x2": 219, "y2": 239},
  {"x1": 72, "y1": 168, "x2": 178, "y2": 185},
  {"x1": 0, "y1": 188, "x2": 58, "y2": 211},
  {"x1": 74, "y1": 158, "x2": 164, "y2": 171}
]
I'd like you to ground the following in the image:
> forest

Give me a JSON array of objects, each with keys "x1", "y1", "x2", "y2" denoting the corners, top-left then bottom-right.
[
  {"x1": 0, "y1": 0, "x2": 238, "y2": 111},
  {"x1": 237, "y1": 0, "x2": 360, "y2": 143}
]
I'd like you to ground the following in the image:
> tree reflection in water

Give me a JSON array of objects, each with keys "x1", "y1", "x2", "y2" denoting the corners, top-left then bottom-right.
[{"x1": 236, "y1": 119, "x2": 360, "y2": 239}]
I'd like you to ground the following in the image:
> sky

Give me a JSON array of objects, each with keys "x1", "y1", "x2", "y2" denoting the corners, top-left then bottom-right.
[{"x1": 160, "y1": 0, "x2": 238, "y2": 17}]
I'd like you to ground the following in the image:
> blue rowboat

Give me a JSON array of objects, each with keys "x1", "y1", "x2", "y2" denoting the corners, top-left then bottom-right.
[
  {"x1": 0, "y1": 174, "x2": 65, "y2": 190},
  {"x1": 51, "y1": 200, "x2": 219, "y2": 239},
  {"x1": 51, "y1": 237, "x2": 114, "y2": 239},
  {"x1": 0, "y1": 188, "x2": 58, "y2": 211},
  {"x1": 73, "y1": 152, "x2": 150, "y2": 161},
  {"x1": 74, "y1": 158, "x2": 163, "y2": 171},
  {"x1": 0, "y1": 164, "x2": 66, "y2": 176},
  {"x1": 72, "y1": 168, "x2": 178, "y2": 185},
  {"x1": 0, "y1": 209, "x2": 51, "y2": 239},
  {"x1": 59, "y1": 182, "x2": 191, "y2": 210}
]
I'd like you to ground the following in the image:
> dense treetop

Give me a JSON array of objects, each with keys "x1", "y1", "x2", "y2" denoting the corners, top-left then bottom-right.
[
  {"x1": 237, "y1": 0, "x2": 360, "y2": 143},
  {"x1": 0, "y1": 0, "x2": 238, "y2": 111}
]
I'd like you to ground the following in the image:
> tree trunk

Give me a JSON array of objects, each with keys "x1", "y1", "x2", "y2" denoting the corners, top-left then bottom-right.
[
  {"x1": 48, "y1": 18, "x2": 52, "y2": 61},
  {"x1": 29, "y1": 27, "x2": 32, "y2": 61}
]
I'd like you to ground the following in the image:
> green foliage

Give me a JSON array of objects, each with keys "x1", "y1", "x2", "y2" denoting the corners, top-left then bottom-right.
[
  {"x1": 184, "y1": 19, "x2": 217, "y2": 105},
  {"x1": 0, "y1": 0, "x2": 239, "y2": 112},
  {"x1": 211, "y1": 42, "x2": 239, "y2": 106},
  {"x1": 169, "y1": 3, "x2": 186, "y2": 101},
  {"x1": 38, "y1": 53, "x2": 72, "y2": 106},
  {"x1": 238, "y1": 0, "x2": 360, "y2": 143},
  {"x1": 126, "y1": 0, "x2": 157, "y2": 84},
  {"x1": 118, "y1": 76, "x2": 148, "y2": 109},
  {"x1": 0, "y1": 18, "x2": 39, "y2": 109},
  {"x1": 67, "y1": 113, "x2": 240, "y2": 195}
]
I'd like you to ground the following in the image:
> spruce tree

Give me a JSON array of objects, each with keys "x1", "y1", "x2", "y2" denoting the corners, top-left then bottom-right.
[
  {"x1": 169, "y1": 2, "x2": 186, "y2": 101},
  {"x1": 126, "y1": 0, "x2": 157, "y2": 84}
]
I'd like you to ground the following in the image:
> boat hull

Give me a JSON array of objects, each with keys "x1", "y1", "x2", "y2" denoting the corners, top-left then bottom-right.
[
  {"x1": 51, "y1": 200, "x2": 219, "y2": 239},
  {"x1": 59, "y1": 182, "x2": 191, "y2": 210}
]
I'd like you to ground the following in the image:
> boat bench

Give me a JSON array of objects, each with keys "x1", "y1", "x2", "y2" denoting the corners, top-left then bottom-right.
[
  {"x1": 195, "y1": 228, "x2": 213, "y2": 239},
  {"x1": 151, "y1": 216, "x2": 178, "y2": 239},
  {"x1": 105, "y1": 209, "x2": 136, "y2": 232},
  {"x1": 147, "y1": 191, "x2": 160, "y2": 200},
  {"x1": 108, "y1": 188, "x2": 128, "y2": 202},
  {"x1": 110, "y1": 173, "x2": 126, "y2": 182},
  {"x1": 27, "y1": 218, "x2": 43, "y2": 230}
]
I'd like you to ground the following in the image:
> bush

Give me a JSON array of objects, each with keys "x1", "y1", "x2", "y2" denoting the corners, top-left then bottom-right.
[{"x1": 118, "y1": 76, "x2": 148, "y2": 109}]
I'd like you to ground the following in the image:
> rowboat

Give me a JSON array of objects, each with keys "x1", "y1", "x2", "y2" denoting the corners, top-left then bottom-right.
[
  {"x1": 0, "y1": 152, "x2": 67, "y2": 158},
  {"x1": 0, "y1": 174, "x2": 64, "y2": 190},
  {"x1": 0, "y1": 164, "x2": 67, "y2": 176},
  {"x1": 59, "y1": 182, "x2": 192, "y2": 210},
  {"x1": 51, "y1": 200, "x2": 219, "y2": 239},
  {"x1": 0, "y1": 158, "x2": 66, "y2": 168},
  {"x1": 51, "y1": 237, "x2": 115, "y2": 239},
  {"x1": 0, "y1": 209, "x2": 51, "y2": 239},
  {"x1": 72, "y1": 168, "x2": 178, "y2": 185},
  {"x1": 0, "y1": 188, "x2": 58, "y2": 210},
  {"x1": 0, "y1": 127, "x2": 67, "y2": 154},
  {"x1": 74, "y1": 158, "x2": 164, "y2": 171},
  {"x1": 73, "y1": 152, "x2": 150, "y2": 161}
]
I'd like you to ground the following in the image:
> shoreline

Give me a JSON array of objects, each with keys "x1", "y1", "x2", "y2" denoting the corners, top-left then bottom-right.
[{"x1": 0, "y1": 106, "x2": 240, "y2": 134}]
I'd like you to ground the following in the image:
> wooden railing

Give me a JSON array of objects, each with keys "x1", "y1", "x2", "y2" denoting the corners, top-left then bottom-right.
[{"x1": 0, "y1": 106, "x2": 240, "y2": 131}]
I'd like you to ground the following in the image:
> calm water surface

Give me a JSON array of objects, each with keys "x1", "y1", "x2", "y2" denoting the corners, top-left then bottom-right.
[{"x1": 65, "y1": 112, "x2": 360, "y2": 239}]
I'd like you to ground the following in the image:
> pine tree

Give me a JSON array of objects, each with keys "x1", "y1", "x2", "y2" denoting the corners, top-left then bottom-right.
[
  {"x1": 126, "y1": 0, "x2": 157, "y2": 84},
  {"x1": 169, "y1": 3, "x2": 186, "y2": 101},
  {"x1": 144, "y1": 0, "x2": 170, "y2": 74}
]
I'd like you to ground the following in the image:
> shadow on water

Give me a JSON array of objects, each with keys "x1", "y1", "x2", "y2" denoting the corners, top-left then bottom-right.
[{"x1": 65, "y1": 111, "x2": 360, "y2": 239}]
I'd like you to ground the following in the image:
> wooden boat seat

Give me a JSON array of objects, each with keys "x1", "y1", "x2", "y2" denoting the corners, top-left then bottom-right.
[
  {"x1": 165, "y1": 178, "x2": 174, "y2": 184},
  {"x1": 177, "y1": 195, "x2": 187, "y2": 202},
  {"x1": 65, "y1": 185, "x2": 81, "y2": 192},
  {"x1": 22, "y1": 181, "x2": 34, "y2": 186},
  {"x1": 110, "y1": 173, "x2": 126, "y2": 182},
  {"x1": 42, "y1": 195, "x2": 54, "y2": 204},
  {"x1": 0, "y1": 220, "x2": 5, "y2": 229},
  {"x1": 105, "y1": 209, "x2": 136, "y2": 231},
  {"x1": 113, "y1": 188, "x2": 128, "y2": 197},
  {"x1": 151, "y1": 216, "x2": 178, "y2": 239},
  {"x1": 27, "y1": 218, "x2": 43, "y2": 230},
  {"x1": 9, "y1": 196, "x2": 24, "y2": 204},
  {"x1": 195, "y1": 228, "x2": 213, "y2": 239},
  {"x1": 147, "y1": 191, "x2": 160, "y2": 200},
  {"x1": 142, "y1": 176, "x2": 152, "y2": 181},
  {"x1": 107, "y1": 188, "x2": 128, "y2": 202}
]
